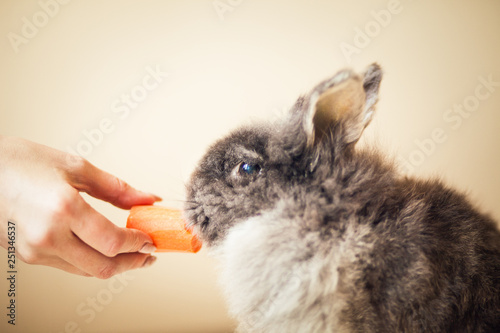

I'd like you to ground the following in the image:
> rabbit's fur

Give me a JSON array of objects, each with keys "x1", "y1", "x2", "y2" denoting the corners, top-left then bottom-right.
[{"x1": 185, "y1": 64, "x2": 500, "y2": 332}]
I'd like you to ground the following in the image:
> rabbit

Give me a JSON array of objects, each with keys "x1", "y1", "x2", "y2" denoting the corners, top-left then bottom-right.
[{"x1": 184, "y1": 63, "x2": 500, "y2": 333}]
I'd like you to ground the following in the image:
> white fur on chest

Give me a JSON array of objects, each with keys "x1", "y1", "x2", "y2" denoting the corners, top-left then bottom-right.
[{"x1": 211, "y1": 202, "x2": 373, "y2": 333}]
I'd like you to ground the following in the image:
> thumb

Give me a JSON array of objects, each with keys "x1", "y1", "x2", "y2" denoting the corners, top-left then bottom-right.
[{"x1": 64, "y1": 156, "x2": 161, "y2": 209}]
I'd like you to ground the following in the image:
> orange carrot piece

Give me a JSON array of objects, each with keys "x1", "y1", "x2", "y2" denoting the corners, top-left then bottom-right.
[{"x1": 126, "y1": 205, "x2": 202, "y2": 253}]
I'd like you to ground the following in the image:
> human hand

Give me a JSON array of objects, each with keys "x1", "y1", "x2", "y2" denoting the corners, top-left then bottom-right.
[{"x1": 0, "y1": 135, "x2": 161, "y2": 278}]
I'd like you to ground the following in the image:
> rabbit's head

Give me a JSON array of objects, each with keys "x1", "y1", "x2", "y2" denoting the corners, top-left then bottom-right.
[{"x1": 185, "y1": 64, "x2": 383, "y2": 246}]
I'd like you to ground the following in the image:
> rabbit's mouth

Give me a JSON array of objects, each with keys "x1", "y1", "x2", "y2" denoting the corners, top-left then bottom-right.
[
  {"x1": 184, "y1": 202, "x2": 204, "y2": 227},
  {"x1": 199, "y1": 215, "x2": 210, "y2": 231},
  {"x1": 184, "y1": 201, "x2": 213, "y2": 241},
  {"x1": 184, "y1": 199, "x2": 241, "y2": 246}
]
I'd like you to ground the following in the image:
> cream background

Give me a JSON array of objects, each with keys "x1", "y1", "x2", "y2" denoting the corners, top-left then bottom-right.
[{"x1": 1, "y1": 1, "x2": 499, "y2": 332}]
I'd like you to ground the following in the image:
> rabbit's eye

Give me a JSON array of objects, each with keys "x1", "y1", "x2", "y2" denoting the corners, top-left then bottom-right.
[
  {"x1": 239, "y1": 162, "x2": 261, "y2": 175},
  {"x1": 232, "y1": 162, "x2": 261, "y2": 178},
  {"x1": 230, "y1": 162, "x2": 262, "y2": 183}
]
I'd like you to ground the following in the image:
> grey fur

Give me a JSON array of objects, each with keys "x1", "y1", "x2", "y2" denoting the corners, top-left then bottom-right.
[{"x1": 185, "y1": 64, "x2": 500, "y2": 332}]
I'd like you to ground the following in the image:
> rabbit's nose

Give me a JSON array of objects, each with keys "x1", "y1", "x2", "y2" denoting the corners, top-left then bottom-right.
[{"x1": 200, "y1": 216, "x2": 210, "y2": 230}]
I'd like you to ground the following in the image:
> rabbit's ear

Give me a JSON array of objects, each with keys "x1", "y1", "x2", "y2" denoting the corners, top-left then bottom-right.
[{"x1": 304, "y1": 63, "x2": 382, "y2": 147}]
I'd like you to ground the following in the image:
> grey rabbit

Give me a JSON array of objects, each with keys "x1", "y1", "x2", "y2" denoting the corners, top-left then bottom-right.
[{"x1": 185, "y1": 64, "x2": 500, "y2": 332}]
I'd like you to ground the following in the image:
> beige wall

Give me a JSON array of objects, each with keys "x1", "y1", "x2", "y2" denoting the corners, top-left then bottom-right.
[{"x1": 1, "y1": 1, "x2": 499, "y2": 332}]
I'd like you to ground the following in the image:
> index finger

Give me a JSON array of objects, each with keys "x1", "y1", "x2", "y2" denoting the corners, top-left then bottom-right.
[{"x1": 63, "y1": 156, "x2": 161, "y2": 209}]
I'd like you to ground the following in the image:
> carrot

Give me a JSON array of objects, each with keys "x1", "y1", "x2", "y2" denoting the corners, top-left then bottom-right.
[{"x1": 126, "y1": 205, "x2": 202, "y2": 253}]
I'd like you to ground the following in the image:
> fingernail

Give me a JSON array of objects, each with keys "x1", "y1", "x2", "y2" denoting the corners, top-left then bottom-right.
[
  {"x1": 139, "y1": 243, "x2": 157, "y2": 254},
  {"x1": 138, "y1": 190, "x2": 162, "y2": 202},
  {"x1": 142, "y1": 256, "x2": 157, "y2": 268},
  {"x1": 152, "y1": 194, "x2": 163, "y2": 202}
]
